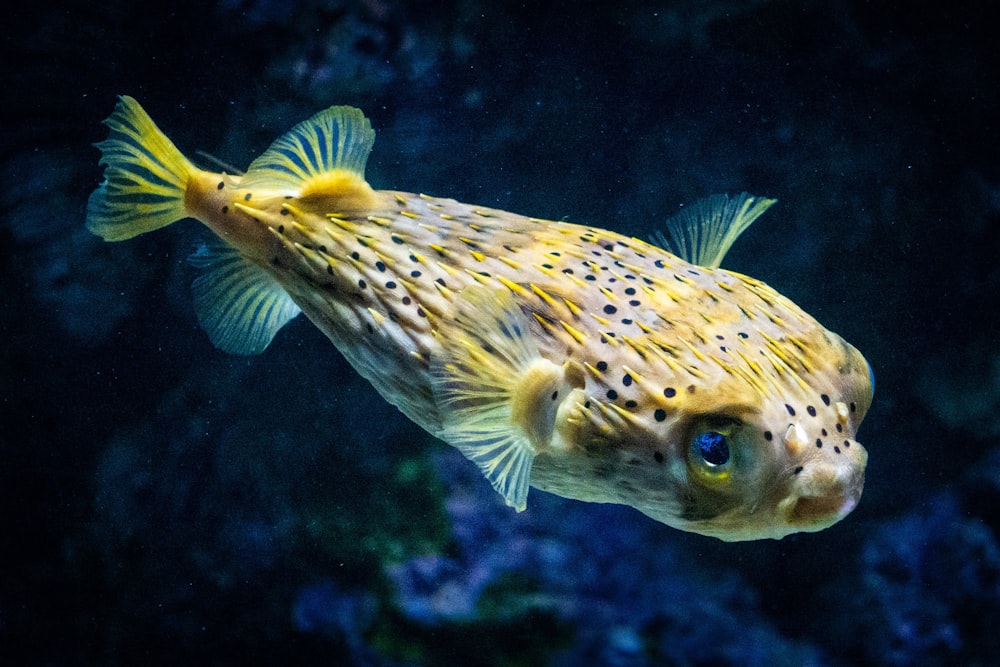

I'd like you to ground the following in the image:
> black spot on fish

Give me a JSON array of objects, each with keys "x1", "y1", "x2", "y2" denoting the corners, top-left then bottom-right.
[
  {"x1": 654, "y1": 409, "x2": 666, "y2": 422},
  {"x1": 654, "y1": 451, "x2": 665, "y2": 463},
  {"x1": 821, "y1": 394, "x2": 831, "y2": 406},
  {"x1": 351, "y1": 251, "x2": 360, "y2": 261},
  {"x1": 807, "y1": 406, "x2": 817, "y2": 417},
  {"x1": 244, "y1": 193, "x2": 252, "y2": 201},
  {"x1": 654, "y1": 259, "x2": 665, "y2": 268},
  {"x1": 664, "y1": 387, "x2": 676, "y2": 398},
  {"x1": 850, "y1": 402, "x2": 857, "y2": 412},
  {"x1": 625, "y1": 400, "x2": 637, "y2": 409},
  {"x1": 764, "y1": 431, "x2": 773, "y2": 441},
  {"x1": 221, "y1": 205, "x2": 229, "y2": 214},
  {"x1": 794, "y1": 466, "x2": 804, "y2": 474},
  {"x1": 737, "y1": 332, "x2": 749, "y2": 339},
  {"x1": 391, "y1": 235, "x2": 404, "y2": 244},
  {"x1": 411, "y1": 270, "x2": 422, "y2": 278},
  {"x1": 551, "y1": 391, "x2": 559, "y2": 401},
  {"x1": 280, "y1": 208, "x2": 289, "y2": 216},
  {"x1": 417, "y1": 307, "x2": 426, "y2": 317},
  {"x1": 585, "y1": 275, "x2": 597, "y2": 281},
  {"x1": 402, "y1": 296, "x2": 411, "y2": 305},
  {"x1": 278, "y1": 225, "x2": 284, "y2": 234},
  {"x1": 542, "y1": 263, "x2": 554, "y2": 269},
  {"x1": 785, "y1": 404, "x2": 796, "y2": 416},
  {"x1": 326, "y1": 265, "x2": 333, "y2": 275},
  {"x1": 386, "y1": 281, "x2": 397, "y2": 289},
  {"x1": 836, "y1": 423, "x2": 843, "y2": 433},
  {"x1": 563, "y1": 268, "x2": 574, "y2": 274},
  {"x1": 629, "y1": 300, "x2": 640, "y2": 307},
  {"x1": 821, "y1": 428, "x2": 828, "y2": 436},
  {"x1": 603, "y1": 304, "x2": 617, "y2": 315},
  {"x1": 816, "y1": 439, "x2": 823, "y2": 448},
  {"x1": 625, "y1": 287, "x2": 636, "y2": 295},
  {"x1": 843, "y1": 440, "x2": 850, "y2": 448},
  {"x1": 687, "y1": 385, "x2": 696, "y2": 394},
  {"x1": 622, "y1": 374, "x2": 633, "y2": 387},
  {"x1": 217, "y1": 181, "x2": 224, "y2": 190},
  {"x1": 358, "y1": 279, "x2": 367, "y2": 289},
  {"x1": 596, "y1": 361, "x2": 608, "y2": 371},
  {"x1": 607, "y1": 389, "x2": 618, "y2": 400},
  {"x1": 375, "y1": 261, "x2": 386, "y2": 272},
  {"x1": 834, "y1": 446, "x2": 842, "y2": 454}
]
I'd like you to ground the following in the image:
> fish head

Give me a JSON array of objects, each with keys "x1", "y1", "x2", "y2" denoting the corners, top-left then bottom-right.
[
  {"x1": 543, "y1": 303, "x2": 874, "y2": 541},
  {"x1": 626, "y1": 328, "x2": 873, "y2": 541}
]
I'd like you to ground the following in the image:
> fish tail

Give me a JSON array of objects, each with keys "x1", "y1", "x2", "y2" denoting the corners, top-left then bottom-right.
[{"x1": 86, "y1": 96, "x2": 197, "y2": 241}]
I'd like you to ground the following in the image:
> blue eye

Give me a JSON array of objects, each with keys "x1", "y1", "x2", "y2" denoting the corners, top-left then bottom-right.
[{"x1": 693, "y1": 431, "x2": 729, "y2": 467}]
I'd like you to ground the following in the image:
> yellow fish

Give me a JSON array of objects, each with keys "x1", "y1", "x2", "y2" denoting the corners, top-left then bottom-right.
[{"x1": 87, "y1": 96, "x2": 874, "y2": 541}]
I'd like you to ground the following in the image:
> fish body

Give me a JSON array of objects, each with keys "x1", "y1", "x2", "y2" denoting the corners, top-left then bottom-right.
[{"x1": 87, "y1": 97, "x2": 873, "y2": 540}]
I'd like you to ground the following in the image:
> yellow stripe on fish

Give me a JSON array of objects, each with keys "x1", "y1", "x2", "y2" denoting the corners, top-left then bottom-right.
[{"x1": 87, "y1": 96, "x2": 875, "y2": 541}]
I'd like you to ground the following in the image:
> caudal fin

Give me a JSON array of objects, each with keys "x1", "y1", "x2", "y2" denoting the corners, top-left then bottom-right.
[{"x1": 86, "y1": 96, "x2": 196, "y2": 241}]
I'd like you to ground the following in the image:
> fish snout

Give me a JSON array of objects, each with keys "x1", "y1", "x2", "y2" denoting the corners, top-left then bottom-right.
[{"x1": 780, "y1": 440, "x2": 867, "y2": 530}]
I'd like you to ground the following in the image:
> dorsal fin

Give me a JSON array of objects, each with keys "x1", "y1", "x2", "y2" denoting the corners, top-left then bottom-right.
[
  {"x1": 239, "y1": 106, "x2": 375, "y2": 193},
  {"x1": 652, "y1": 193, "x2": 776, "y2": 268}
]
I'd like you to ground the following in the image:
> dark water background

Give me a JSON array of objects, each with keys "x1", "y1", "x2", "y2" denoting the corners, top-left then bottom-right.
[{"x1": 2, "y1": 1, "x2": 998, "y2": 665}]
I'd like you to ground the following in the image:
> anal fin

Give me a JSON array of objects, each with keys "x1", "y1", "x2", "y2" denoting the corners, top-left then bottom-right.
[{"x1": 189, "y1": 240, "x2": 301, "y2": 355}]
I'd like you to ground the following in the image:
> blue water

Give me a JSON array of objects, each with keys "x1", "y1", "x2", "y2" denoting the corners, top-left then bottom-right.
[{"x1": 3, "y1": 1, "x2": 998, "y2": 664}]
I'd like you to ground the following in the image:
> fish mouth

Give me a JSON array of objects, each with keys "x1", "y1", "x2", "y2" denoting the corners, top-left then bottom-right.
[
  {"x1": 781, "y1": 461, "x2": 865, "y2": 530},
  {"x1": 787, "y1": 490, "x2": 858, "y2": 525}
]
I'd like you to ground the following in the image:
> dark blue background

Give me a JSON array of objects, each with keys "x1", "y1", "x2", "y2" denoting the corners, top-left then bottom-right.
[{"x1": 2, "y1": 1, "x2": 998, "y2": 664}]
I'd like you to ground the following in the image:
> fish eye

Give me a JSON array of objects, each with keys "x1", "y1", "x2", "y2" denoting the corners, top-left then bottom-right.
[{"x1": 692, "y1": 431, "x2": 730, "y2": 467}]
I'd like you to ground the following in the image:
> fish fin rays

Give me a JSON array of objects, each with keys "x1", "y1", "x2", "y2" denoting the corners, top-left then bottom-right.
[
  {"x1": 432, "y1": 286, "x2": 568, "y2": 512},
  {"x1": 240, "y1": 106, "x2": 377, "y2": 203},
  {"x1": 189, "y1": 240, "x2": 301, "y2": 355},
  {"x1": 652, "y1": 193, "x2": 776, "y2": 268},
  {"x1": 86, "y1": 96, "x2": 197, "y2": 242}
]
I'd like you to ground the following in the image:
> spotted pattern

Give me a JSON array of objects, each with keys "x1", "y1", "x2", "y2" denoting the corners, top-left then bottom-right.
[{"x1": 230, "y1": 183, "x2": 870, "y2": 539}]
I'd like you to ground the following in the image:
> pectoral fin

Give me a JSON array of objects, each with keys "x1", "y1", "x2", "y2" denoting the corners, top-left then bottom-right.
[
  {"x1": 431, "y1": 287, "x2": 570, "y2": 511},
  {"x1": 651, "y1": 193, "x2": 776, "y2": 268}
]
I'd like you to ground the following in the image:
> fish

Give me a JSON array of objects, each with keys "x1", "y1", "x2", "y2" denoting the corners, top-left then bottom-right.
[{"x1": 86, "y1": 96, "x2": 874, "y2": 541}]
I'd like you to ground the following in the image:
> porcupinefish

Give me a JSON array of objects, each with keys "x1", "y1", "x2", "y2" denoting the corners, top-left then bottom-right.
[{"x1": 87, "y1": 96, "x2": 873, "y2": 541}]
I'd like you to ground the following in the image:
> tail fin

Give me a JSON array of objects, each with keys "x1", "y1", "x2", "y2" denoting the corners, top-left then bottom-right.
[{"x1": 86, "y1": 96, "x2": 197, "y2": 241}]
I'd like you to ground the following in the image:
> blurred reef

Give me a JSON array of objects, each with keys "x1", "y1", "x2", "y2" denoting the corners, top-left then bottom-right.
[{"x1": 2, "y1": 0, "x2": 998, "y2": 665}]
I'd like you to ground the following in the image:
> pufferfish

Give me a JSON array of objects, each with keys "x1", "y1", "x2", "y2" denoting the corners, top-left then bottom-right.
[{"x1": 86, "y1": 96, "x2": 873, "y2": 541}]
